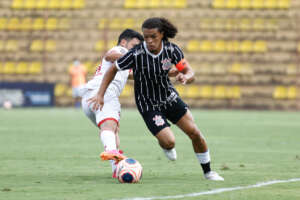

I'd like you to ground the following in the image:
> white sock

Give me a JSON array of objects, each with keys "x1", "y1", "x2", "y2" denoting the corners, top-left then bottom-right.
[
  {"x1": 196, "y1": 150, "x2": 211, "y2": 164},
  {"x1": 100, "y1": 130, "x2": 117, "y2": 151},
  {"x1": 109, "y1": 160, "x2": 117, "y2": 172}
]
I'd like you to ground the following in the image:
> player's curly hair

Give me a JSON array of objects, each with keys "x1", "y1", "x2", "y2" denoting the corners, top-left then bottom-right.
[{"x1": 142, "y1": 17, "x2": 178, "y2": 41}]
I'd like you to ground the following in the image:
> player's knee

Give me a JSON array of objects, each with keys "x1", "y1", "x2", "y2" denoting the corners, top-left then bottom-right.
[
  {"x1": 160, "y1": 139, "x2": 175, "y2": 149},
  {"x1": 188, "y1": 126, "x2": 202, "y2": 141}
]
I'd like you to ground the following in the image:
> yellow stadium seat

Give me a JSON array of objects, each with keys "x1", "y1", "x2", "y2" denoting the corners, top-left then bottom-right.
[
  {"x1": 28, "y1": 62, "x2": 42, "y2": 74},
  {"x1": 124, "y1": 0, "x2": 136, "y2": 8},
  {"x1": 46, "y1": 18, "x2": 57, "y2": 30},
  {"x1": 0, "y1": 18, "x2": 7, "y2": 30},
  {"x1": 66, "y1": 88, "x2": 73, "y2": 97},
  {"x1": 273, "y1": 86, "x2": 287, "y2": 99},
  {"x1": 214, "y1": 85, "x2": 226, "y2": 99},
  {"x1": 109, "y1": 18, "x2": 122, "y2": 30},
  {"x1": 226, "y1": 0, "x2": 238, "y2": 9},
  {"x1": 136, "y1": 0, "x2": 148, "y2": 8},
  {"x1": 72, "y1": 0, "x2": 85, "y2": 9},
  {"x1": 200, "y1": 85, "x2": 213, "y2": 98},
  {"x1": 213, "y1": 18, "x2": 226, "y2": 30},
  {"x1": 286, "y1": 64, "x2": 297, "y2": 75},
  {"x1": 240, "y1": 18, "x2": 251, "y2": 31},
  {"x1": 226, "y1": 40, "x2": 240, "y2": 52},
  {"x1": 287, "y1": 86, "x2": 297, "y2": 99},
  {"x1": 108, "y1": 40, "x2": 117, "y2": 50},
  {"x1": 213, "y1": 0, "x2": 225, "y2": 8},
  {"x1": 15, "y1": 62, "x2": 28, "y2": 74},
  {"x1": 186, "y1": 40, "x2": 200, "y2": 52},
  {"x1": 5, "y1": 40, "x2": 18, "y2": 51},
  {"x1": 227, "y1": 86, "x2": 241, "y2": 99},
  {"x1": 122, "y1": 18, "x2": 135, "y2": 29},
  {"x1": 24, "y1": 0, "x2": 36, "y2": 9},
  {"x1": 200, "y1": 40, "x2": 213, "y2": 52},
  {"x1": 60, "y1": 0, "x2": 72, "y2": 9},
  {"x1": 298, "y1": 42, "x2": 300, "y2": 52},
  {"x1": 33, "y1": 18, "x2": 45, "y2": 30},
  {"x1": 94, "y1": 40, "x2": 105, "y2": 52},
  {"x1": 278, "y1": 0, "x2": 290, "y2": 9},
  {"x1": 58, "y1": 18, "x2": 70, "y2": 29},
  {"x1": 228, "y1": 62, "x2": 241, "y2": 74},
  {"x1": 240, "y1": 40, "x2": 253, "y2": 53},
  {"x1": 83, "y1": 61, "x2": 95, "y2": 74},
  {"x1": 48, "y1": 0, "x2": 60, "y2": 9},
  {"x1": 7, "y1": 18, "x2": 20, "y2": 31},
  {"x1": 186, "y1": 85, "x2": 200, "y2": 98},
  {"x1": 225, "y1": 18, "x2": 238, "y2": 31},
  {"x1": 265, "y1": 0, "x2": 277, "y2": 9},
  {"x1": 36, "y1": 0, "x2": 48, "y2": 9},
  {"x1": 174, "y1": 0, "x2": 187, "y2": 8},
  {"x1": 3, "y1": 62, "x2": 16, "y2": 74},
  {"x1": 55, "y1": 83, "x2": 67, "y2": 97},
  {"x1": 45, "y1": 40, "x2": 56, "y2": 52},
  {"x1": 253, "y1": 40, "x2": 267, "y2": 52},
  {"x1": 20, "y1": 18, "x2": 32, "y2": 31},
  {"x1": 175, "y1": 85, "x2": 186, "y2": 97},
  {"x1": 149, "y1": 0, "x2": 160, "y2": 8},
  {"x1": 199, "y1": 18, "x2": 213, "y2": 29},
  {"x1": 239, "y1": 0, "x2": 251, "y2": 9},
  {"x1": 251, "y1": 0, "x2": 264, "y2": 9},
  {"x1": 0, "y1": 40, "x2": 4, "y2": 51},
  {"x1": 120, "y1": 85, "x2": 133, "y2": 97},
  {"x1": 12, "y1": 0, "x2": 24, "y2": 9},
  {"x1": 98, "y1": 18, "x2": 108, "y2": 29},
  {"x1": 30, "y1": 40, "x2": 44, "y2": 51},
  {"x1": 214, "y1": 40, "x2": 226, "y2": 52},
  {"x1": 253, "y1": 18, "x2": 265, "y2": 30}
]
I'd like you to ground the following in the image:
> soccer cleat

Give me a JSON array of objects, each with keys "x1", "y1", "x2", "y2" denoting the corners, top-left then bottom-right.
[
  {"x1": 204, "y1": 171, "x2": 224, "y2": 181},
  {"x1": 100, "y1": 150, "x2": 126, "y2": 163},
  {"x1": 163, "y1": 148, "x2": 177, "y2": 161}
]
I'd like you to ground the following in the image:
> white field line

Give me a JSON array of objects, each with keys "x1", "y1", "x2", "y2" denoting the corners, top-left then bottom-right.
[{"x1": 114, "y1": 178, "x2": 300, "y2": 200}]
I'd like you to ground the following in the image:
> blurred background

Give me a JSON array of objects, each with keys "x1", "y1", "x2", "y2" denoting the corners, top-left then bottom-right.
[{"x1": 0, "y1": 0, "x2": 299, "y2": 110}]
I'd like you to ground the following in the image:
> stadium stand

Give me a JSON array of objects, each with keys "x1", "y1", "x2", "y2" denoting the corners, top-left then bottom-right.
[{"x1": 0, "y1": 0, "x2": 299, "y2": 109}]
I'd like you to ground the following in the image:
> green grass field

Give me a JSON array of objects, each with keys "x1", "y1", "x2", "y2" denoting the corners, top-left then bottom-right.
[{"x1": 1, "y1": 108, "x2": 300, "y2": 200}]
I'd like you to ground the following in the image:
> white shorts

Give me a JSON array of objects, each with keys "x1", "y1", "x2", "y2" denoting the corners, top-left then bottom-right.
[{"x1": 81, "y1": 89, "x2": 121, "y2": 128}]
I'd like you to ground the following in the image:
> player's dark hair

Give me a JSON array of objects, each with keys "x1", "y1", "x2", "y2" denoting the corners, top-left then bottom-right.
[
  {"x1": 142, "y1": 17, "x2": 178, "y2": 41},
  {"x1": 117, "y1": 29, "x2": 144, "y2": 45}
]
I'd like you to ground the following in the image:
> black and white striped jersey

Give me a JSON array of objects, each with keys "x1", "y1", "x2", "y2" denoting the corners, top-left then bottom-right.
[{"x1": 115, "y1": 40, "x2": 184, "y2": 112}]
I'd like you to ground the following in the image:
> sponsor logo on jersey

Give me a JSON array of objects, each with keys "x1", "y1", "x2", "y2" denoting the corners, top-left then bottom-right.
[{"x1": 133, "y1": 49, "x2": 145, "y2": 56}]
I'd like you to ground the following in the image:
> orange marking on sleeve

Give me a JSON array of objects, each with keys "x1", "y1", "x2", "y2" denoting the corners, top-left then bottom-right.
[{"x1": 175, "y1": 59, "x2": 187, "y2": 72}]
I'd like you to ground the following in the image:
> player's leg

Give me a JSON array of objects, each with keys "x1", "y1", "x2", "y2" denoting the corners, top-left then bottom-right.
[
  {"x1": 139, "y1": 110, "x2": 177, "y2": 161},
  {"x1": 176, "y1": 110, "x2": 224, "y2": 181}
]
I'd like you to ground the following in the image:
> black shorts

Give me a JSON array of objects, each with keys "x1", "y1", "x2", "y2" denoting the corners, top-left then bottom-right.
[{"x1": 139, "y1": 97, "x2": 188, "y2": 136}]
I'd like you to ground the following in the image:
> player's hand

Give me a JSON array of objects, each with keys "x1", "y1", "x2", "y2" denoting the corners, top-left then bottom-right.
[
  {"x1": 87, "y1": 93, "x2": 104, "y2": 111},
  {"x1": 176, "y1": 73, "x2": 187, "y2": 85}
]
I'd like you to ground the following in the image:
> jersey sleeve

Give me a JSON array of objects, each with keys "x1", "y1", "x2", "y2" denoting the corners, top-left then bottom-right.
[
  {"x1": 115, "y1": 50, "x2": 135, "y2": 71},
  {"x1": 171, "y1": 43, "x2": 185, "y2": 65}
]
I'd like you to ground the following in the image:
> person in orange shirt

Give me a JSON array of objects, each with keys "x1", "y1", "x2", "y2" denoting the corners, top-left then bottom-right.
[{"x1": 69, "y1": 60, "x2": 87, "y2": 107}]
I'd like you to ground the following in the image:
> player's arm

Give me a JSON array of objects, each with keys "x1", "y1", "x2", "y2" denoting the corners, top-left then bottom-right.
[
  {"x1": 168, "y1": 67, "x2": 179, "y2": 77},
  {"x1": 104, "y1": 50, "x2": 123, "y2": 62},
  {"x1": 175, "y1": 59, "x2": 195, "y2": 84},
  {"x1": 88, "y1": 64, "x2": 118, "y2": 111}
]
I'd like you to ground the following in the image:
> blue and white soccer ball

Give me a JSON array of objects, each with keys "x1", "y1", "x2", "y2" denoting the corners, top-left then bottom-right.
[{"x1": 116, "y1": 158, "x2": 143, "y2": 183}]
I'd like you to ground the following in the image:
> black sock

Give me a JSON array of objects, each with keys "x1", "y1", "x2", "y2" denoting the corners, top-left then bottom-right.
[{"x1": 201, "y1": 162, "x2": 211, "y2": 174}]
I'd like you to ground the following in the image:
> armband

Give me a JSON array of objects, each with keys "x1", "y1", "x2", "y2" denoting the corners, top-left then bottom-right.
[{"x1": 175, "y1": 59, "x2": 188, "y2": 72}]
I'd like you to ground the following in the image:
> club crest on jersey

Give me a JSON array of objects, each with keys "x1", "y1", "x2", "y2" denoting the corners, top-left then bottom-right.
[
  {"x1": 161, "y1": 58, "x2": 172, "y2": 70},
  {"x1": 153, "y1": 115, "x2": 165, "y2": 126}
]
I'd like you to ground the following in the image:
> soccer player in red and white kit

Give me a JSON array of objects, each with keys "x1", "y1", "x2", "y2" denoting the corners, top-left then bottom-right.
[{"x1": 81, "y1": 29, "x2": 143, "y2": 178}]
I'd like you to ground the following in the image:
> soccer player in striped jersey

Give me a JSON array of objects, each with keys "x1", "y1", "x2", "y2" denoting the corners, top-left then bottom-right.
[
  {"x1": 91, "y1": 18, "x2": 224, "y2": 181},
  {"x1": 81, "y1": 29, "x2": 143, "y2": 178}
]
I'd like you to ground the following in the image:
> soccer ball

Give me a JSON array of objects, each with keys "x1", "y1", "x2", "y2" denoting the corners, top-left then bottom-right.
[{"x1": 116, "y1": 158, "x2": 143, "y2": 183}]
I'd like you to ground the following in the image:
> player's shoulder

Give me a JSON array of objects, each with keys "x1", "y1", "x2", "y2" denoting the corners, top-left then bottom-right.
[
  {"x1": 163, "y1": 41, "x2": 181, "y2": 52},
  {"x1": 109, "y1": 45, "x2": 128, "y2": 54},
  {"x1": 128, "y1": 43, "x2": 145, "y2": 56}
]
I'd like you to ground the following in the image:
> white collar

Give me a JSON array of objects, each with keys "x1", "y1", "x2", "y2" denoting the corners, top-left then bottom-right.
[{"x1": 143, "y1": 41, "x2": 164, "y2": 58}]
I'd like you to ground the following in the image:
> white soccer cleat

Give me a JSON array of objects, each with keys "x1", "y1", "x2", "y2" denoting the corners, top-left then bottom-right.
[
  {"x1": 163, "y1": 148, "x2": 177, "y2": 161},
  {"x1": 204, "y1": 171, "x2": 224, "y2": 181}
]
